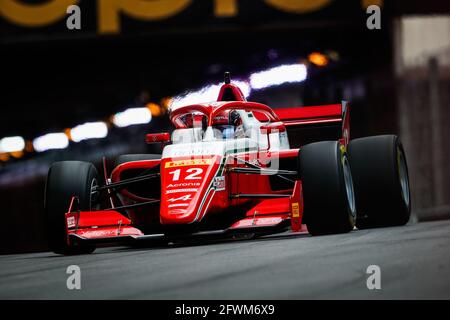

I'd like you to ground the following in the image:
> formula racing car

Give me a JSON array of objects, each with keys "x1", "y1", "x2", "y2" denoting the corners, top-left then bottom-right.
[{"x1": 45, "y1": 73, "x2": 411, "y2": 254}]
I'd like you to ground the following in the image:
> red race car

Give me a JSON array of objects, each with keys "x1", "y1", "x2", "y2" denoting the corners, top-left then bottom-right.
[{"x1": 45, "y1": 74, "x2": 411, "y2": 255}]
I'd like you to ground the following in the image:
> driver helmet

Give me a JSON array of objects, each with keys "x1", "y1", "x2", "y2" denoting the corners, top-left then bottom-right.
[{"x1": 212, "y1": 110, "x2": 243, "y2": 139}]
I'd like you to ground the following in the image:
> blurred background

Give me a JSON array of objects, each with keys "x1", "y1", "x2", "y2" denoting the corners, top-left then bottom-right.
[{"x1": 0, "y1": 0, "x2": 449, "y2": 254}]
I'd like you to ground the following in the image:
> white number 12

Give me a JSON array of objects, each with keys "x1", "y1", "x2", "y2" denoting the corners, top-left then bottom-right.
[{"x1": 169, "y1": 168, "x2": 203, "y2": 181}]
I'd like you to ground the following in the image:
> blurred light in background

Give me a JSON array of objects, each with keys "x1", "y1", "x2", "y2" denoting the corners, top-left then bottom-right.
[
  {"x1": 24, "y1": 140, "x2": 34, "y2": 152},
  {"x1": 146, "y1": 103, "x2": 163, "y2": 117},
  {"x1": 0, "y1": 153, "x2": 9, "y2": 161},
  {"x1": 249, "y1": 64, "x2": 307, "y2": 90},
  {"x1": 0, "y1": 136, "x2": 25, "y2": 153},
  {"x1": 171, "y1": 84, "x2": 220, "y2": 109},
  {"x1": 233, "y1": 80, "x2": 251, "y2": 98},
  {"x1": 70, "y1": 122, "x2": 108, "y2": 142},
  {"x1": 10, "y1": 151, "x2": 24, "y2": 159},
  {"x1": 308, "y1": 52, "x2": 329, "y2": 67},
  {"x1": 160, "y1": 97, "x2": 173, "y2": 110},
  {"x1": 171, "y1": 81, "x2": 251, "y2": 109},
  {"x1": 113, "y1": 107, "x2": 152, "y2": 128},
  {"x1": 326, "y1": 50, "x2": 340, "y2": 62},
  {"x1": 33, "y1": 133, "x2": 69, "y2": 152}
]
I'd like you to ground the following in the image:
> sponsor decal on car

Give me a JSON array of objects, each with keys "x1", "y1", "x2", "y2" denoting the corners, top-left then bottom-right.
[
  {"x1": 167, "y1": 182, "x2": 201, "y2": 188},
  {"x1": 168, "y1": 194, "x2": 192, "y2": 202},
  {"x1": 168, "y1": 203, "x2": 190, "y2": 208},
  {"x1": 291, "y1": 202, "x2": 300, "y2": 218},
  {"x1": 166, "y1": 188, "x2": 198, "y2": 194},
  {"x1": 213, "y1": 176, "x2": 226, "y2": 191},
  {"x1": 67, "y1": 216, "x2": 76, "y2": 228},
  {"x1": 80, "y1": 229, "x2": 117, "y2": 238},
  {"x1": 165, "y1": 159, "x2": 212, "y2": 168}
]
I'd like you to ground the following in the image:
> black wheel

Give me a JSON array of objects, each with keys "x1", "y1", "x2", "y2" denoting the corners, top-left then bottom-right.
[
  {"x1": 348, "y1": 135, "x2": 411, "y2": 229},
  {"x1": 45, "y1": 161, "x2": 98, "y2": 255},
  {"x1": 114, "y1": 154, "x2": 161, "y2": 167},
  {"x1": 300, "y1": 141, "x2": 356, "y2": 235}
]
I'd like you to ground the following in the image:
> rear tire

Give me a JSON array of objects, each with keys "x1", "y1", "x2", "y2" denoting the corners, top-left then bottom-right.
[
  {"x1": 348, "y1": 135, "x2": 411, "y2": 229},
  {"x1": 45, "y1": 161, "x2": 98, "y2": 255},
  {"x1": 300, "y1": 141, "x2": 356, "y2": 235}
]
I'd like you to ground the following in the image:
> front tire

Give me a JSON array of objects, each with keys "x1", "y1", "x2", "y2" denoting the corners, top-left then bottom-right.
[
  {"x1": 300, "y1": 141, "x2": 356, "y2": 235},
  {"x1": 45, "y1": 161, "x2": 98, "y2": 255},
  {"x1": 348, "y1": 135, "x2": 411, "y2": 229}
]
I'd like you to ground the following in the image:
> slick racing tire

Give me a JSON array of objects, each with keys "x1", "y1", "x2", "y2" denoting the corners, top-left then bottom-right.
[
  {"x1": 348, "y1": 135, "x2": 411, "y2": 229},
  {"x1": 114, "y1": 154, "x2": 161, "y2": 168},
  {"x1": 300, "y1": 141, "x2": 356, "y2": 236},
  {"x1": 45, "y1": 161, "x2": 98, "y2": 255}
]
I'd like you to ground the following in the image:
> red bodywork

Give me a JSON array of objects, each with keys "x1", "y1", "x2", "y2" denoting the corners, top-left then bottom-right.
[{"x1": 65, "y1": 82, "x2": 350, "y2": 246}]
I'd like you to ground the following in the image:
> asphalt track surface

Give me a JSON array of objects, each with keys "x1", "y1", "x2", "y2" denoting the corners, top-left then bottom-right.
[{"x1": 1, "y1": 220, "x2": 450, "y2": 299}]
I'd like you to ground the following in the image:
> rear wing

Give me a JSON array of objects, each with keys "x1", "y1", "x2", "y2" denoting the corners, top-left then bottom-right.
[{"x1": 273, "y1": 102, "x2": 350, "y2": 148}]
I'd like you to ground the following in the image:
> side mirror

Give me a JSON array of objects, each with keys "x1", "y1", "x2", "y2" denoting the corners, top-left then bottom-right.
[
  {"x1": 146, "y1": 132, "x2": 171, "y2": 144},
  {"x1": 259, "y1": 123, "x2": 286, "y2": 151},
  {"x1": 260, "y1": 123, "x2": 286, "y2": 135}
]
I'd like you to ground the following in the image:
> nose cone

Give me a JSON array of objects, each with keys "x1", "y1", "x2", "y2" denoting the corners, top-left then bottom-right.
[{"x1": 160, "y1": 155, "x2": 223, "y2": 224}]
